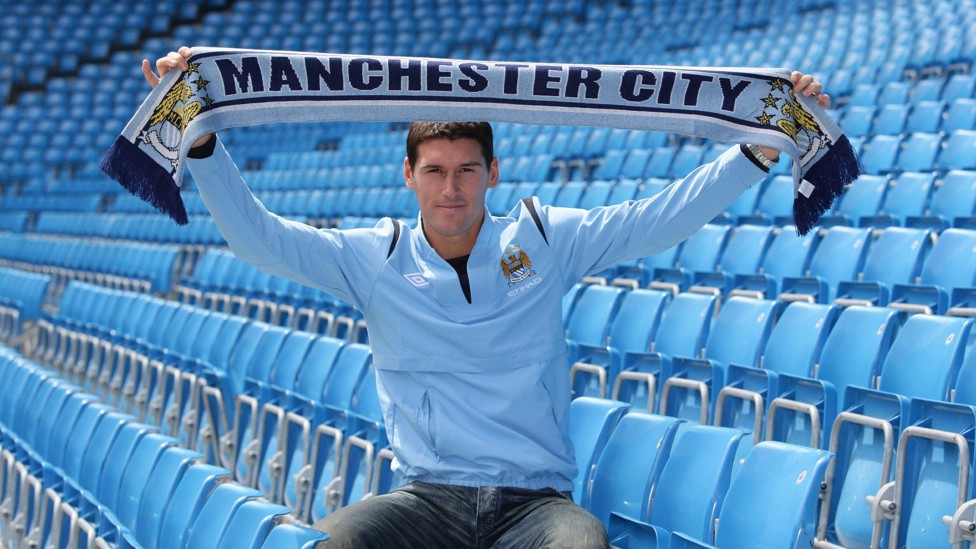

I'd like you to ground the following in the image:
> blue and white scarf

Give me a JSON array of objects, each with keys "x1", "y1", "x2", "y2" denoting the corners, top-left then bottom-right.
[{"x1": 101, "y1": 47, "x2": 860, "y2": 235}]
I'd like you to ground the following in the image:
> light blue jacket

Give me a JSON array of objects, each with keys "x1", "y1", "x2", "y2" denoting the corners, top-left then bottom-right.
[{"x1": 188, "y1": 139, "x2": 765, "y2": 491}]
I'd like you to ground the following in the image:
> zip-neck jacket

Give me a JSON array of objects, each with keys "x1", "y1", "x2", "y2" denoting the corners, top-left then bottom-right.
[{"x1": 188, "y1": 139, "x2": 766, "y2": 491}]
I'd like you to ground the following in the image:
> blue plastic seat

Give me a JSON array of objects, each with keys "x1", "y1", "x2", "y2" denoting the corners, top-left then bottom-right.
[
  {"x1": 941, "y1": 98, "x2": 976, "y2": 133},
  {"x1": 860, "y1": 171, "x2": 934, "y2": 227},
  {"x1": 780, "y1": 226, "x2": 871, "y2": 303},
  {"x1": 840, "y1": 105, "x2": 875, "y2": 139},
  {"x1": 820, "y1": 314, "x2": 972, "y2": 549},
  {"x1": 768, "y1": 306, "x2": 900, "y2": 449},
  {"x1": 834, "y1": 227, "x2": 933, "y2": 306},
  {"x1": 871, "y1": 104, "x2": 909, "y2": 135},
  {"x1": 690, "y1": 224, "x2": 774, "y2": 294},
  {"x1": 648, "y1": 224, "x2": 730, "y2": 294},
  {"x1": 938, "y1": 129, "x2": 976, "y2": 171},
  {"x1": 905, "y1": 100, "x2": 945, "y2": 134},
  {"x1": 215, "y1": 498, "x2": 291, "y2": 549},
  {"x1": 184, "y1": 482, "x2": 263, "y2": 549},
  {"x1": 717, "y1": 302, "x2": 839, "y2": 439},
  {"x1": 135, "y1": 445, "x2": 202, "y2": 549},
  {"x1": 819, "y1": 174, "x2": 887, "y2": 227},
  {"x1": 568, "y1": 397, "x2": 629, "y2": 506},
  {"x1": 586, "y1": 413, "x2": 683, "y2": 528},
  {"x1": 740, "y1": 175, "x2": 796, "y2": 226},
  {"x1": 565, "y1": 285, "x2": 626, "y2": 367},
  {"x1": 661, "y1": 296, "x2": 779, "y2": 424},
  {"x1": 157, "y1": 463, "x2": 232, "y2": 549},
  {"x1": 670, "y1": 442, "x2": 833, "y2": 549},
  {"x1": 731, "y1": 224, "x2": 818, "y2": 299},
  {"x1": 611, "y1": 292, "x2": 718, "y2": 413},
  {"x1": 609, "y1": 425, "x2": 744, "y2": 547},
  {"x1": 889, "y1": 228, "x2": 976, "y2": 315},
  {"x1": 897, "y1": 132, "x2": 942, "y2": 172},
  {"x1": 570, "y1": 287, "x2": 664, "y2": 399},
  {"x1": 859, "y1": 134, "x2": 901, "y2": 175},
  {"x1": 260, "y1": 523, "x2": 328, "y2": 548}
]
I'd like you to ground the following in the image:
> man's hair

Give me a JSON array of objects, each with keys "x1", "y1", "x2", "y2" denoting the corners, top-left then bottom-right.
[{"x1": 406, "y1": 122, "x2": 494, "y2": 168}]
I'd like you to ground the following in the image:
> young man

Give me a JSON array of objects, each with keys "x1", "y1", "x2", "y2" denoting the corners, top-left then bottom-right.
[{"x1": 146, "y1": 48, "x2": 828, "y2": 548}]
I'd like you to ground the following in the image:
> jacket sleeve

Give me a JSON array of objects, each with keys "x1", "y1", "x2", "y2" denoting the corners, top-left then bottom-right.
[
  {"x1": 186, "y1": 137, "x2": 391, "y2": 310},
  {"x1": 538, "y1": 145, "x2": 768, "y2": 290}
]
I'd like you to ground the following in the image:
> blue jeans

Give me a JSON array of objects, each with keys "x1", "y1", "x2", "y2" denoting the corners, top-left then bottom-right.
[{"x1": 312, "y1": 482, "x2": 609, "y2": 548}]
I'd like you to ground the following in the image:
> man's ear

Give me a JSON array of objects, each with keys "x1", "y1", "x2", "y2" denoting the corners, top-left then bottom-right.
[
  {"x1": 487, "y1": 157, "x2": 499, "y2": 189},
  {"x1": 403, "y1": 156, "x2": 415, "y2": 189}
]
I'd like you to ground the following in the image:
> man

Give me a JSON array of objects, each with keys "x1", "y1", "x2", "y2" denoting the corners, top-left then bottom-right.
[{"x1": 146, "y1": 47, "x2": 828, "y2": 548}]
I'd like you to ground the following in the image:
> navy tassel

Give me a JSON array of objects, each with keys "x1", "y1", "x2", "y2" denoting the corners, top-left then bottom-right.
[
  {"x1": 792, "y1": 135, "x2": 863, "y2": 236},
  {"x1": 100, "y1": 137, "x2": 189, "y2": 226}
]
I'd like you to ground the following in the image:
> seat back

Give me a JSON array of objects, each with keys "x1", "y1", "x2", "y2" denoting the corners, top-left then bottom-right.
[
  {"x1": 816, "y1": 306, "x2": 900, "y2": 402},
  {"x1": 859, "y1": 227, "x2": 932, "y2": 290},
  {"x1": 566, "y1": 285, "x2": 626, "y2": 350},
  {"x1": 135, "y1": 446, "x2": 201, "y2": 549},
  {"x1": 713, "y1": 442, "x2": 832, "y2": 548},
  {"x1": 702, "y1": 296, "x2": 778, "y2": 369},
  {"x1": 761, "y1": 302, "x2": 838, "y2": 378},
  {"x1": 587, "y1": 413, "x2": 682, "y2": 527},
  {"x1": 649, "y1": 425, "x2": 744, "y2": 543},
  {"x1": 157, "y1": 464, "x2": 232, "y2": 549},
  {"x1": 568, "y1": 397, "x2": 630, "y2": 506},
  {"x1": 607, "y1": 289, "x2": 670, "y2": 355},
  {"x1": 714, "y1": 224, "x2": 774, "y2": 277},
  {"x1": 876, "y1": 314, "x2": 971, "y2": 402},
  {"x1": 674, "y1": 224, "x2": 730, "y2": 274},
  {"x1": 259, "y1": 524, "x2": 328, "y2": 549},
  {"x1": 805, "y1": 226, "x2": 871, "y2": 301},
  {"x1": 652, "y1": 292, "x2": 718, "y2": 358}
]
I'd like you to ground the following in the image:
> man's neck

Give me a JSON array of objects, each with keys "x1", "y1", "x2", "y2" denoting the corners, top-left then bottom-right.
[{"x1": 423, "y1": 214, "x2": 485, "y2": 260}]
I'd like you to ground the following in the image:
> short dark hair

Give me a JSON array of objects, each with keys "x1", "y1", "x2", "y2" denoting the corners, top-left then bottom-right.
[{"x1": 406, "y1": 122, "x2": 494, "y2": 168}]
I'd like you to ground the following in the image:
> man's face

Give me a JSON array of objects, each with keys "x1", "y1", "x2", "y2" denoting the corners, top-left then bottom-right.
[{"x1": 404, "y1": 137, "x2": 498, "y2": 256}]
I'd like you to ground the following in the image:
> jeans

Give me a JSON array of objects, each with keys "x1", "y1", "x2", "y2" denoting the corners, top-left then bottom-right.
[{"x1": 312, "y1": 481, "x2": 609, "y2": 548}]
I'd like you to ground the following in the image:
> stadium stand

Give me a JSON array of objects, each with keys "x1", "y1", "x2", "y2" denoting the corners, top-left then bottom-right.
[{"x1": 2, "y1": 0, "x2": 976, "y2": 546}]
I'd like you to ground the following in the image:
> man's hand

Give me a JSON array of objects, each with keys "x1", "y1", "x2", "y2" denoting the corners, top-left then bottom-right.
[
  {"x1": 142, "y1": 46, "x2": 213, "y2": 149},
  {"x1": 756, "y1": 71, "x2": 831, "y2": 162}
]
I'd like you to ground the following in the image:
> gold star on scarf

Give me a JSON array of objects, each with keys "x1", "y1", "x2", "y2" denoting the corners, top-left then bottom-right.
[
  {"x1": 187, "y1": 61, "x2": 201, "y2": 73},
  {"x1": 756, "y1": 112, "x2": 774, "y2": 125},
  {"x1": 762, "y1": 94, "x2": 779, "y2": 108},
  {"x1": 769, "y1": 79, "x2": 787, "y2": 91},
  {"x1": 194, "y1": 77, "x2": 209, "y2": 91}
]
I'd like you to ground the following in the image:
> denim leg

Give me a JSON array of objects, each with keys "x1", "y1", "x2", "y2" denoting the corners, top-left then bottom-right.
[
  {"x1": 311, "y1": 482, "x2": 477, "y2": 548},
  {"x1": 485, "y1": 488, "x2": 609, "y2": 549}
]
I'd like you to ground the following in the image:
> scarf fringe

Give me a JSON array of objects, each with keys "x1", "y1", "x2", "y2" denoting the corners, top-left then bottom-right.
[
  {"x1": 100, "y1": 137, "x2": 189, "y2": 226},
  {"x1": 792, "y1": 134, "x2": 863, "y2": 237}
]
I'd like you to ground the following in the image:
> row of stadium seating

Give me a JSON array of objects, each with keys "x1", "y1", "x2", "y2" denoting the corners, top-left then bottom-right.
[{"x1": 0, "y1": 344, "x2": 327, "y2": 549}]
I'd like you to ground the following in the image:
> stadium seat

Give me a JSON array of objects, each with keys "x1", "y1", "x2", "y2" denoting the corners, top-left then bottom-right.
[
  {"x1": 659, "y1": 296, "x2": 778, "y2": 424},
  {"x1": 889, "y1": 228, "x2": 976, "y2": 314},
  {"x1": 767, "y1": 305, "x2": 900, "y2": 449},
  {"x1": 608, "y1": 424, "x2": 744, "y2": 547},
  {"x1": 834, "y1": 226, "x2": 933, "y2": 306},
  {"x1": 670, "y1": 442, "x2": 833, "y2": 549},
  {"x1": 780, "y1": 225, "x2": 872, "y2": 303},
  {"x1": 568, "y1": 397, "x2": 629, "y2": 506},
  {"x1": 586, "y1": 413, "x2": 682, "y2": 528},
  {"x1": 611, "y1": 291, "x2": 718, "y2": 412}
]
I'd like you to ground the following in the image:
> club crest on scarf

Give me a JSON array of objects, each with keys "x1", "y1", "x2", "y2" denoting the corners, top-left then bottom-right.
[
  {"x1": 756, "y1": 78, "x2": 829, "y2": 167},
  {"x1": 500, "y1": 245, "x2": 535, "y2": 285},
  {"x1": 140, "y1": 62, "x2": 213, "y2": 170}
]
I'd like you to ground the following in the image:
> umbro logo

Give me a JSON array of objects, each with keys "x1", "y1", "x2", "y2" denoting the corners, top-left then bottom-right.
[{"x1": 403, "y1": 273, "x2": 429, "y2": 287}]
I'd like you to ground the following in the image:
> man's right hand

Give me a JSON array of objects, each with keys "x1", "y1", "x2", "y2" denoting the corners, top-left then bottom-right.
[{"x1": 142, "y1": 46, "x2": 213, "y2": 149}]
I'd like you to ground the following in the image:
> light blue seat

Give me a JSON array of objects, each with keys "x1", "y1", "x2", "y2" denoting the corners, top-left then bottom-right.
[
  {"x1": 941, "y1": 98, "x2": 976, "y2": 133},
  {"x1": 780, "y1": 225, "x2": 871, "y2": 303},
  {"x1": 157, "y1": 463, "x2": 232, "y2": 549},
  {"x1": 260, "y1": 523, "x2": 328, "y2": 548},
  {"x1": 834, "y1": 226, "x2": 933, "y2": 306},
  {"x1": 116, "y1": 432, "x2": 178, "y2": 534},
  {"x1": 586, "y1": 413, "x2": 683, "y2": 528},
  {"x1": 889, "y1": 228, "x2": 976, "y2": 315},
  {"x1": 768, "y1": 306, "x2": 900, "y2": 449},
  {"x1": 135, "y1": 445, "x2": 202, "y2": 549},
  {"x1": 690, "y1": 224, "x2": 774, "y2": 294},
  {"x1": 732, "y1": 224, "x2": 818, "y2": 299},
  {"x1": 859, "y1": 134, "x2": 901, "y2": 175},
  {"x1": 611, "y1": 292, "x2": 718, "y2": 413},
  {"x1": 215, "y1": 498, "x2": 291, "y2": 549},
  {"x1": 819, "y1": 174, "x2": 888, "y2": 227},
  {"x1": 908, "y1": 170, "x2": 976, "y2": 231},
  {"x1": 568, "y1": 397, "x2": 629, "y2": 507},
  {"x1": 897, "y1": 132, "x2": 942, "y2": 172},
  {"x1": 717, "y1": 302, "x2": 839, "y2": 440},
  {"x1": 565, "y1": 285, "x2": 626, "y2": 368},
  {"x1": 819, "y1": 314, "x2": 971, "y2": 549},
  {"x1": 871, "y1": 103, "x2": 908, "y2": 135},
  {"x1": 939, "y1": 129, "x2": 976, "y2": 171},
  {"x1": 571, "y1": 288, "x2": 669, "y2": 400},
  {"x1": 739, "y1": 175, "x2": 795, "y2": 226},
  {"x1": 660, "y1": 296, "x2": 778, "y2": 424},
  {"x1": 670, "y1": 442, "x2": 833, "y2": 549},
  {"x1": 608, "y1": 425, "x2": 744, "y2": 548},
  {"x1": 859, "y1": 171, "x2": 934, "y2": 228},
  {"x1": 184, "y1": 482, "x2": 263, "y2": 549},
  {"x1": 648, "y1": 224, "x2": 730, "y2": 294}
]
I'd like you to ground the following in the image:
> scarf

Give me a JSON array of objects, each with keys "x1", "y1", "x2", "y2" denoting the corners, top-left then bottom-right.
[{"x1": 101, "y1": 47, "x2": 861, "y2": 236}]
